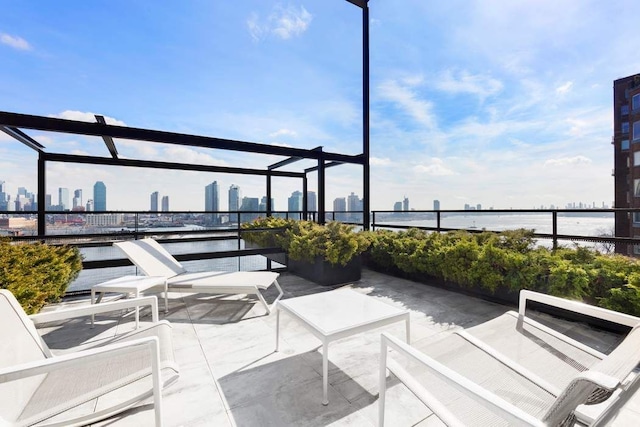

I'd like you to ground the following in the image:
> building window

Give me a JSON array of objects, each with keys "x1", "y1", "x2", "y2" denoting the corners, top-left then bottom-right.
[
  {"x1": 634, "y1": 152, "x2": 640, "y2": 166},
  {"x1": 633, "y1": 93, "x2": 640, "y2": 111},
  {"x1": 634, "y1": 212, "x2": 640, "y2": 223},
  {"x1": 622, "y1": 122, "x2": 629, "y2": 133},
  {"x1": 622, "y1": 105, "x2": 630, "y2": 115},
  {"x1": 635, "y1": 179, "x2": 640, "y2": 197},
  {"x1": 623, "y1": 139, "x2": 630, "y2": 150},
  {"x1": 634, "y1": 121, "x2": 640, "y2": 141}
]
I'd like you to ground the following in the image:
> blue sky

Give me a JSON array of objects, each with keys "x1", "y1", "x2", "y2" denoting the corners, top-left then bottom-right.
[{"x1": 1, "y1": 0, "x2": 639, "y2": 212}]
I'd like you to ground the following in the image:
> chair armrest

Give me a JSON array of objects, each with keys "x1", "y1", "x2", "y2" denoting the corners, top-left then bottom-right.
[
  {"x1": 28, "y1": 296, "x2": 159, "y2": 325},
  {"x1": 380, "y1": 333, "x2": 545, "y2": 427},
  {"x1": 518, "y1": 290, "x2": 640, "y2": 328},
  {"x1": 0, "y1": 336, "x2": 160, "y2": 382}
]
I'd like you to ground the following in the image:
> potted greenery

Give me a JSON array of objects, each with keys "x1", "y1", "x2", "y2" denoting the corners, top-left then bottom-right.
[{"x1": 242, "y1": 218, "x2": 371, "y2": 285}]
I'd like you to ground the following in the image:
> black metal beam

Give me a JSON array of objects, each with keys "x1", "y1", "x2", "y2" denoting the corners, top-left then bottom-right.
[
  {"x1": 42, "y1": 152, "x2": 305, "y2": 178},
  {"x1": 304, "y1": 161, "x2": 345, "y2": 174},
  {"x1": 362, "y1": 2, "x2": 371, "y2": 230},
  {"x1": 268, "y1": 156, "x2": 302, "y2": 170},
  {"x1": 0, "y1": 125, "x2": 45, "y2": 152},
  {"x1": 37, "y1": 152, "x2": 45, "y2": 235},
  {"x1": 0, "y1": 111, "x2": 362, "y2": 163},
  {"x1": 345, "y1": 0, "x2": 367, "y2": 8},
  {"x1": 95, "y1": 115, "x2": 119, "y2": 159}
]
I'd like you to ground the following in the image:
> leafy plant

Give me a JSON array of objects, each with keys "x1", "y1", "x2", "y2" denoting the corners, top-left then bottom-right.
[{"x1": 0, "y1": 238, "x2": 83, "y2": 314}]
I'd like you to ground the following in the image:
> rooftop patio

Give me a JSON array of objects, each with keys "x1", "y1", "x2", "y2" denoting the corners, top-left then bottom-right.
[{"x1": 35, "y1": 268, "x2": 640, "y2": 426}]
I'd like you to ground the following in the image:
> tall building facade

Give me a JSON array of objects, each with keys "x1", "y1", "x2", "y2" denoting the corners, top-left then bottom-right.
[
  {"x1": 307, "y1": 191, "x2": 317, "y2": 212},
  {"x1": 228, "y1": 184, "x2": 241, "y2": 213},
  {"x1": 161, "y1": 196, "x2": 169, "y2": 212},
  {"x1": 93, "y1": 181, "x2": 107, "y2": 211},
  {"x1": 73, "y1": 189, "x2": 83, "y2": 210},
  {"x1": 433, "y1": 199, "x2": 440, "y2": 210},
  {"x1": 58, "y1": 187, "x2": 69, "y2": 211},
  {"x1": 403, "y1": 197, "x2": 409, "y2": 211},
  {"x1": 0, "y1": 181, "x2": 7, "y2": 211},
  {"x1": 333, "y1": 197, "x2": 347, "y2": 221},
  {"x1": 150, "y1": 191, "x2": 159, "y2": 212},
  {"x1": 205, "y1": 181, "x2": 220, "y2": 224},
  {"x1": 288, "y1": 190, "x2": 303, "y2": 215},
  {"x1": 613, "y1": 74, "x2": 640, "y2": 255}
]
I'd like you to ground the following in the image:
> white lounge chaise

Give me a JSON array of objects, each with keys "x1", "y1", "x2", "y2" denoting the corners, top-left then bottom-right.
[
  {"x1": 0, "y1": 289, "x2": 179, "y2": 426},
  {"x1": 114, "y1": 238, "x2": 283, "y2": 314},
  {"x1": 379, "y1": 290, "x2": 640, "y2": 426}
]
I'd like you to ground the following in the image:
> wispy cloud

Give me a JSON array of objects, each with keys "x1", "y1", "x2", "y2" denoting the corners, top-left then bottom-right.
[
  {"x1": 413, "y1": 158, "x2": 454, "y2": 176},
  {"x1": 544, "y1": 155, "x2": 592, "y2": 167},
  {"x1": 247, "y1": 5, "x2": 312, "y2": 42},
  {"x1": 556, "y1": 81, "x2": 573, "y2": 95},
  {"x1": 370, "y1": 157, "x2": 391, "y2": 166},
  {"x1": 436, "y1": 69, "x2": 503, "y2": 100},
  {"x1": 1, "y1": 33, "x2": 31, "y2": 51},
  {"x1": 51, "y1": 110, "x2": 127, "y2": 126},
  {"x1": 269, "y1": 128, "x2": 297, "y2": 138},
  {"x1": 378, "y1": 78, "x2": 437, "y2": 129}
]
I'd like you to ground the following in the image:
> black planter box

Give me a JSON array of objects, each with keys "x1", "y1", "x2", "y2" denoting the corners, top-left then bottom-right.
[{"x1": 289, "y1": 256, "x2": 362, "y2": 286}]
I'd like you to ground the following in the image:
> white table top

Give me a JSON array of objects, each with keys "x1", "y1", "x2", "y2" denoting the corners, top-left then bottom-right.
[
  {"x1": 92, "y1": 275, "x2": 167, "y2": 291},
  {"x1": 277, "y1": 289, "x2": 407, "y2": 337}
]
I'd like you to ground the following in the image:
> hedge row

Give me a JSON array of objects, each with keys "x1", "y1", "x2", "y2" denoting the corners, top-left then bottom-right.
[
  {"x1": 367, "y1": 228, "x2": 640, "y2": 316},
  {"x1": 0, "y1": 238, "x2": 83, "y2": 314}
]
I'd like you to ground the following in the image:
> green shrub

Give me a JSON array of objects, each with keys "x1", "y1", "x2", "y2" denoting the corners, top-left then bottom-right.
[
  {"x1": 0, "y1": 238, "x2": 83, "y2": 314},
  {"x1": 598, "y1": 273, "x2": 640, "y2": 317}
]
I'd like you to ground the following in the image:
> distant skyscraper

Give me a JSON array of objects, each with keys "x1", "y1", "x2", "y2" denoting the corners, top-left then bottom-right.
[
  {"x1": 239, "y1": 197, "x2": 259, "y2": 223},
  {"x1": 403, "y1": 197, "x2": 409, "y2": 212},
  {"x1": 228, "y1": 184, "x2": 241, "y2": 214},
  {"x1": 0, "y1": 180, "x2": 7, "y2": 211},
  {"x1": 205, "y1": 181, "x2": 220, "y2": 224},
  {"x1": 259, "y1": 196, "x2": 274, "y2": 212},
  {"x1": 307, "y1": 191, "x2": 317, "y2": 212},
  {"x1": 477, "y1": 203, "x2": 482, "y2": 211},
  {"x1": 393, "y1": 202, "x2": 402, "y2": 211},
  {"x1": 433, "y1": 200, "x2": 440, "y2": 211},
  {"x1": 150, "y1": 191, "x2": 159, "y2": 212},
  {"x1": 73, "y1": 189, "x2": 82, "y2": 210},
  {"x1": 288, "y1": 191, "x2": 303, "y2": 215},
  {"x1": 333, "y1": 197, "x2": 347, "y2": 221},
  {"x1": 58, "y1": 187, "x2": 69, "y2": 210},
  {"x1": 93, "y1": 181, "x2": 107, "y2": 211},
  {"x1": 86, "y1": 199, "x2": 94, "y2": 211},
  {"x1": 161, "y1": 196, "x2": 169, "y2": 212},
  {"x1": 45, "y1": 194, "x2": 52, "y2": 209}
]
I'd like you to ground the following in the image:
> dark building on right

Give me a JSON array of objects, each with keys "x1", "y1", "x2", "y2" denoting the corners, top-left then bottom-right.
[{"x1": 613, "y1": 74, "x2": 640, "y2": 255}]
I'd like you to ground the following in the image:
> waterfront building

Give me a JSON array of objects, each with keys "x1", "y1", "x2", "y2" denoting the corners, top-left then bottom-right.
[
  {"x1": 0, "y1": 180, "x2": 7, "y2": 211},
  {"x1": 288, "y1": 191, "x2": 303, "y2": 214},
  {"x1": 86, "y1": 213, "x2": 124, "y2": 226},
  {"x1": 434, "y1": 199, "x2": 440, "y2": 211},
  {"x1": 347, "y1": 192, "x2": 363, "y2": 222},
  {"x1": 239, "y1": 196, "x2": 259, "y2": 223},
  {"x1": 307, "y1": 191, "x2": 317, "y2": 213},
  {"x1": 45, "y1": 194, "x2": 52, "y2": 209},
  {"x1": 228, "y1": 184, "x2": 241, "y2": 215},
  {"x1": 162, "y1": 196, "x2": 169, "y2": 212},
  {"x1": 93, "y1": 181, "x2": 107, "y2": 211},
  {"x1": 403, "y1": 197, "x2": 409, "y2": 211},
  {"x1": 613, "y1": 73, "x2": 640, "y2": 255},
  {"x1": 58, "y1": 187, "x2": 69, "y2": 211},
  {"x1": 393, "y1": 201, "x2": 402, "y2": 211},
  {"x1": 205, "y1": 181, "x2": 220, "y2": 224},
  {"x1": 73, "y1": 189, "x2": 82, "y2": 210},
  {"x1": 86, "y1": 199, "x2": 94, "y2": 212},
  {"x1": 259, "y1": 196, "x2": 274, "y2": 212},
  {"x1": 150, "y1": 191, "x2": 159, "y2": 212}
]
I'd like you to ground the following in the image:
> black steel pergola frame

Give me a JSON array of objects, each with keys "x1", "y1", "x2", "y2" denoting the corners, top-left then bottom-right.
[{"x1": 0, "y1": 0, "x2": 371, "y2": 235}]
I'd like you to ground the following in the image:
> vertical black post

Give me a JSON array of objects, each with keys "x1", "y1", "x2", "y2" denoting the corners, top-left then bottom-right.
[
  {"x1": 266, "y1": 173, "x2": 272, "y2": 217},
  {"x1": 362, "y1": 2, "x2": 371, "y2": 230},
  {"x1": 303, "y1": 176, "x2": 308, "y2": 221},
  {"x1": 372, "y1": 211, "x2": 376, "y2": 230},
  {"x1": 37, "y1": 152, "x2": 46, "y2": 236},
  {"x1": 318, "y1": 149, "x2": 326, "y2": 225},
  {"x1": 552, "y1": 211, "x2": 558, "y2": 250},
  {"x1": 437, "y1": 211, "x2": 441, "y2": 233}
]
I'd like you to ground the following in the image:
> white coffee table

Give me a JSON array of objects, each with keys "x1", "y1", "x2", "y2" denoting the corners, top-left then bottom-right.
[
  {"x1": 91, "y1": 275, "x2": 168, "y2": 328},
  {"x1": 275, "y1": 289, "x2": 410, "y2": 405}
]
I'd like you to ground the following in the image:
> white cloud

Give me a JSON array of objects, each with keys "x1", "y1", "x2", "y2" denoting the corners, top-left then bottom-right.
[
  {"x1": 247, "y1": 5, "x2": 312, "y2": 42},
  {"x1": 413, "y1": 158, "x2": 454, "y2": 176},
  {"x1": 51, "y1": 110, "x2": 127, "y2": 126},
  {"x1": 436, "y1": 69, "x2": 503, "y2": 99},
  {"x1": 269, "y1": 128, "x2": 297, "y2": 138},
  {"x1": 370, "y1": 157, "x2": 391, "y2": 166},
  {"x1": 1, "y1": 33, "x2": 31, "y2": 51},
  {"x1": 556, "y1": 81, "x2": 573, "y2": 95},
  {"x1": 543, "y1": 155, "x2": 592, "y2": 167},
  {"x1": 378, "y1": 79, "x2": 437, "y2": 129}
]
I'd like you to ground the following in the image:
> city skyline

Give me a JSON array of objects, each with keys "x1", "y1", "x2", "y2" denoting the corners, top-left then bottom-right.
[{"x1": 1, "y1": 1, "x2": 639, "y2": 211}]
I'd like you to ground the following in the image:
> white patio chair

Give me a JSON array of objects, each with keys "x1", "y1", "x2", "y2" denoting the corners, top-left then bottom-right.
[
  {"x1": 379, "y1": 290, "x2": 640, "y2": 426},
  {"x1": 0, "y1": 289, "x2": 179, "y2": 426},
  {"x1": 114, "y1": 238, "x2": 283, "y2": 314}
]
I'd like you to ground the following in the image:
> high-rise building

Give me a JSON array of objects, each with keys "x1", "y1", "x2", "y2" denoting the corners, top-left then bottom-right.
[
  {"x1": 433, "y1": 200, "x2": 440, "y2": 211},
  {"x1": 45, "y1": 194, "x2": 52, "y2": 209},
  {"x1": 205, "y1": 181, "x2": 220, "y2": 224},
  {"x1": 73, "y1": 189, "x2": 82, "y2": 210},
  {"x1": 161, "y1": 196, "x2": 169, "y2": 212},
  {"x1": 393, "y1": 201, "x2": 402, "y2": 211},
  {"x1": 58, "y1": 187, "x2": 69, "y2": 211},
  {"x1": 150, "y1": 191, "x2": 159, "y2": 212},
  {"x1": 333, "y1": 197, "x2": 347, "y2": 221},
  {"x1": 228, "y1": 184, "x2": 241, "y2": 214},
  {"x1": 259, "y1": 196, "x2": 274, "y2": 212},
  {"x1": 288, "y1": 190, "x2": 303, "y2": 214},
  {"x1": 86, "y1": 199, "x2": 94, "y2": 211},
  {"x1": 307, "y1": 191, "x2": 317, "y2": 212},
  {"x1": 93, "y1": 181, "x2": 107, "y2": 211},
  {"x1": 613, "y1": 73, "x2": 640, "y2": 255},
  {"x1": 239, "y1": 197, "x2": 259, "y2": 223},
  {"x1": 403, "y1": 197, "x2": 409, "y2": 211},
  {"x1": 0, "y1": 180, "x2": 7, "y2": 211}
]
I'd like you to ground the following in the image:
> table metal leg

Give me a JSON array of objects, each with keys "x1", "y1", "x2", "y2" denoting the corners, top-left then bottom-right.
[
  {"x1": 275, "y1": 308, "x2": 280, "y2": 352},
  {"x1": 405, "y1": 314, "x2": 411, "y2": 344},
  {"x1": 322, "y1": 340, "x2": 329, "y2": 406}
]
